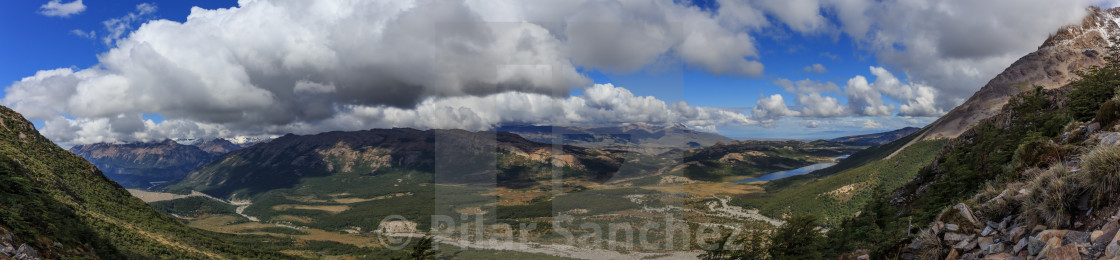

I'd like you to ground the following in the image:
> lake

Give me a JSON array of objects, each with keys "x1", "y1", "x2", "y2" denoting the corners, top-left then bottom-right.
[{"x1": 733, "y1": 155, "x2": 849, "y2": 183}]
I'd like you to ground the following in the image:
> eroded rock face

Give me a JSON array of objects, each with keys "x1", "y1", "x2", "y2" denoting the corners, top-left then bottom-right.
[{"x1": 913, "y1": 7, "x2": 1120, "y2": 143}]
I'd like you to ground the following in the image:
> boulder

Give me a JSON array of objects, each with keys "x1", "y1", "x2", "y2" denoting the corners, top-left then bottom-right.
[
  {"x1": 982, "y1": 226, "x2": 996, "y2": 237},
  {"x1": 1088, "y1": 122, "x2": 1102, "y2": 135},
  {"x1": 1028, "y1": 236, "x2": 1046, "y2": 256},
  {"x1": 945, "y1": 232, "x2": 971, "y2": 242},
  {"x1": 1107, "y1": 237, "x2": 1120, "y2": 258},
  {"x1": 1038, "y1": 237, "x2": 1062, "y2": 257},
  {"x1": 1032, "y1": 225, "x2": 1047, "y2": 234},
  {"x1": 946, "y1": 223, "x2": 960, "y2": 232},
  {"x1": 979, "y1": 236, "x2": 995, "y2": 252},
  {"x1": 1102, "y1": 132, "x2": 1120, "y2": 146},
  {"x1": 987, "y1": 242, "x2": 1006, "y2": 254},
  {"x1": 13, "y1": 244, "x2": 36, "y2": 260},
  {"x1": 1037, "y1": 230, "x2": 1068, "y2": 243},
  {"x1": 945, "y1": 249, "x2": 959, "y2": 260},
  {"x1": 1096, "y1": 221, "x2": 1120, "y2": 249},
  {"x1": 946, "y1": 203, "x2": 982, "y2": 227},
  {"x1": 0, "y1": 245, "x2": 13, "y2": 257},
  {"x1": 953, "y1": 239, "x2": 973, "y2": 250},
  {"x1": 982, "y1": 252, "x2": 1013, "y2": 260},
  {"x1": 1008, "y1": 226, "x2": 1026, "y2": 242},
  {"x1": 1012, "y1": 238, "x2": 1028, "y2": 254},
  {"x1": 1064, "y1": 230, "x2": 1091, "y2": 246},
  {"x1": 1044, "y1": 244, "x2": 1079, "y2": 260}
]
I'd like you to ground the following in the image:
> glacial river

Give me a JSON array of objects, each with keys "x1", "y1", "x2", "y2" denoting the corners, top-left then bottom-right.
[{"x1": 733, "y1": 155, "x2": 850, "y2": 183}]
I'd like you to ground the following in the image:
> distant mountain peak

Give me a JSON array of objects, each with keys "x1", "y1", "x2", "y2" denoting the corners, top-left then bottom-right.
[{"x1": 1040, "y1": 7, "x2": 1120, "y2": 50}]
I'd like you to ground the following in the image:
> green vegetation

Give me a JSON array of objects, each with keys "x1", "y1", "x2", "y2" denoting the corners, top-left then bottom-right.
[
  {"x1": 737, "y1": 140, "x2": 947, "y2": 226},
  {"x1": 1080, "y1": 144, "x2": 1120, "y2": 205},
  {"x1": 0, "y1": 106, "x2": 293, "y2": 259},
  {"x1": 768, "y1": 128, "x2": 926, "y2": 189},
  {"x1": 1021, "y1": 165, "x2": 1081, "y2": 228},
  {"x1": 1069, "y1": 40, "x2": 1120, "y2": 121},
  {"x1": 700, "y1": 215, "x2": 823, "y2": 260},
  {"x1": 150, "y1": 197, "x2": 237, "y2": 218},
  {"x1": 678, "y1": 140, "x2": 862, "y2": 181}
]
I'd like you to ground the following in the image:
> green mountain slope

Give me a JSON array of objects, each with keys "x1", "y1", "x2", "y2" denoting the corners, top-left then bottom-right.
[
  {"x1": 171, "y1": 128, "x2": 642, "y2": 199},
  {"x1": 0, "y1": 106, "x2": 290, "y2": 259}
]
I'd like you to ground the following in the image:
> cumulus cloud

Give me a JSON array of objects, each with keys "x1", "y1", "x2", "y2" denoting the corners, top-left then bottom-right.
[
  {"x1": 6, "y1": 0, "x2": 787, "y2": 146},
  {"x1": 38, "y1": 84, "x2": 757, "y2": 147},
  {"x1": 803, "y1": 63, "x2": 828, "y2": 74},
  {"x1": 102, "y1": 3, "x2": 157, "y2": 46},
  {"x1": 825, "y1": 0, "x2": 1094, "y2": 111},
  {"x1": 39, "y1": 0, "x2": 86, "y2": 17},
  {"x1": 751, "y1": 94, "x2": 800, "y2": 122},
  {"x1": 772, "y1": 67, "x2": 943, "y2": 118}
]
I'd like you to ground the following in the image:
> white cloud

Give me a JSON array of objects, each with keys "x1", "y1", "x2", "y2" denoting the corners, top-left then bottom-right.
[
  {"x1": 70, "y1": 29, "x2": 95, "y2": 39},
  {"x1": 39, "y1": 0, "x2": 86, "y2": 17},
  {"x1": 752, "y1": 94, "x2": 800, "y2": 121},
  {"x1": 39, "y1": 84, "x2": 758, "y2": 147},
  {"x1": 102, "y1": 3, "x2": 157, "y2": 46},
  {"x1": 6, "y1": 0, "x2": 786, "y2": 146},
  {"x1": 825, "y1": 0, "x2": 1094, "y2": 111},
  {"x1": 803, "y1": 63, "x2": 828, "y2": 74}
]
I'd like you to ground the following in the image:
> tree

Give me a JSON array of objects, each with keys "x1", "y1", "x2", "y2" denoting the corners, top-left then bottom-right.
[
  {"x1": 408, "y1": 236, "x2": 437, "y2": 260},
  {"x1": 699, "y1": 216, "x2": 823, "y2": 260},
  {"x1": 767, "y1": 215, "x2": 824, "y2": 260}
]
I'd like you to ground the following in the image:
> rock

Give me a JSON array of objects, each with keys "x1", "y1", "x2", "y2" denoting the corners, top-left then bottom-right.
[
  {"x1": 0, "y1": 245, "x2": 13, "y2": 257},
  {"x1": 952, "y1": 203, "x2": 982, "y2": 226},
  {"x1": 1032, "y1": 225, "x2": 1047, "y2": 234},
  {"x1": 982, "y1": 226, "x2": 996, "y2": 236},
  {"x1": 945, "y1": 249, "x2": 959, "y2": 260},
  {"x1": 856, "y1": 254, "x2": 869, "y2": 260},
  {"x1": 947, "y1": 223, "x2": 960, "y2": 232},
  {"x1": 979, "y1": 236, "x2": 995, "y2": 252},
  {"x1": 1088, "y1": 122, "x2": 1102, "y2": 134},
  {"x1": 1038, "y1": 237, "x2": 1062, "y2": 257},
  {"x1": 931, "y1": 221, "x2": 946, "y2": 234},
  {"x1": 1013, "y1": 238, "x2": 1028, "y2": 254},
  {"x1": 1094, "y1": 230, "x2": 1105, "y2": 242},
  {"x1": 945, "y1": 232, "x2": 971, "y2": 242},
  {"x1": 982, "y1": 252, "x2": 1013, "y2": 260},
  {"x1": 988, "y1": 242, "x2": 1006, "y2": 254},
  {"x1": 1045, "y1": 244, "x2": 1079, "y2": 260},
  {"x1": 1107, "y1": 233, "x2": 1120, "y2": 258},
  {"x1": 1029, "y1": 236, "x2": 1046, "y2": 256},
  {"x1": 1008, "y1": 226, "x2": 1026, "y2": 242},
  {"x1": 1095, "y1": 220, "x2": 1120, "y2": 249},
  {"x1": 14, "y1": 244, "x2": 36, "y2": 259},
  {"x1": 1064, "y1": 230, "x2": 1091, "y2": 246},
  {"x1": 1102, "y1": 132, "x2": 1120, "y2": 146},
  {"x1": 1037, "y1": 230, "x2": 1068, "y2": 243}
]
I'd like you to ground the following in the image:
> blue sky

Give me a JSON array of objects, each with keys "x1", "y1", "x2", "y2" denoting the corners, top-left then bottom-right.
[{"x1": 0, "y1": 0, "x2": 1103, "y2": 145}]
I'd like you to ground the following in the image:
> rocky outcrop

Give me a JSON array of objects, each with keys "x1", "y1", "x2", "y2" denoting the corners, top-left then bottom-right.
[
  {"x1": 906, "y1": 203, "x2": 1120, "y2": 259},
  {"x1": 903, "y1": 7, "x2": 1120, "y2": 151}
]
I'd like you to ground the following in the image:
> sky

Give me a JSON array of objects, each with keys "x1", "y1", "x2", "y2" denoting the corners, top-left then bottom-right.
[{"x1": 2, "y1": 0, "x2": 1118, "y2": 147}]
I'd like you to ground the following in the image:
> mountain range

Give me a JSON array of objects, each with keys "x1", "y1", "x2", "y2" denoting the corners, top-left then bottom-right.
[
  {"x1": 0, "y1": 106, "x2": 289, "y2": 259},
  {"x1": 69, "y1": 138, "x2": 255, "y2": 189}
]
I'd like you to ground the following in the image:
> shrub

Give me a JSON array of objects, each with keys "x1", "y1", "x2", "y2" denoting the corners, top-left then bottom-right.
[
  {"x1": 1081, "y1": 144, "x2": 1120, "y2": 206},
  {"x1": 1097, "y1": 98, "x2": 1120, "y2": 129},
  {"x1": 913, "y1": 228, "x2": 946, "y2": 260},
  {"x1": 1022, "y1": 165, "x2": 1082, "y2": 228},
  {"x1": 1010, "y1": 133, "x2": 1067, "y2": 170},
  {"x1": 768, "y1": 215, "x2": 824, "y2": 259}
]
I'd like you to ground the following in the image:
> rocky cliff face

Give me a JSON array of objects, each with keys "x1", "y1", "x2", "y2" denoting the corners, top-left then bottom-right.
[{"x1": 917, "y1": 7, "x2": 1120, "y2": 142}]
